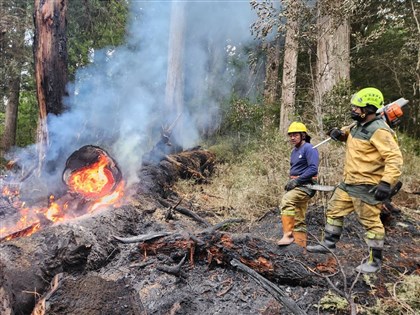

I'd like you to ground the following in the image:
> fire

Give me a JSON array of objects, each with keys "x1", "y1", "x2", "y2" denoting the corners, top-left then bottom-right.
[
  {"x1": 67, "y1": 154, "x2": 115, "y2": 199},
  {"x1": 1, "y1": 152, "x2": 125, "y2": 242}
]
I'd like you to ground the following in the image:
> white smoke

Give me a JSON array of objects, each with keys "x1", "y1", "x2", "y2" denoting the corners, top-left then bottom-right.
[{"x1": 9, "y1": 0, "x2": 258, "y2": 198}]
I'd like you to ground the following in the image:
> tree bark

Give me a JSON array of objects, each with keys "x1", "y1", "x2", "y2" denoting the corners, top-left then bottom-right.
[
  {"x1": 279, "y1": 0, "x2": 301, "y2": 134},
  {"x1": 33, "y1": 0, "x2": 68, "y2": 169},
  {"x1": 263, "y1": 39, "x2": 281, "y2": 105},
  {"x1": 1, "y1": 67, "x2": 21, "y2": 152},
  {"x1": 314, "y1": 0, "x2": 350, "y2": 134},
  {"x1": 165, "y1": 1, "x2": 186, "y2": 131}
]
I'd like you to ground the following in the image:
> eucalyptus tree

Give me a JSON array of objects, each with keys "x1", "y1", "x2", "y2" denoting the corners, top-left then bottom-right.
[
  {"x1": 279, "y1": 0, "x2": 304, "y2": 134},
  {"x1": 165, "y1": 1, "x2": 187, "y2": 123}
]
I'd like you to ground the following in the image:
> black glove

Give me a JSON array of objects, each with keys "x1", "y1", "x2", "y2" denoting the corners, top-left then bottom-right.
[
  {"x1": 374, "y1": 181, "x2": 391, "y2": 201},
  {"x1": 328, "y1": 128, "x2": 344, "y2": 141},
  {"x1": 285, "y1": 179, "x2": 300, "y2": 191}
]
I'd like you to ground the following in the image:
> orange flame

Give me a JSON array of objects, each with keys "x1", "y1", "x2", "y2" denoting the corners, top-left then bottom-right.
[
  {"x1": 67, "y1": 154, "x2": 115, "y2": 199},
  {"x1": 1, "y1": 156, "x2": 125, "y2": 241}
]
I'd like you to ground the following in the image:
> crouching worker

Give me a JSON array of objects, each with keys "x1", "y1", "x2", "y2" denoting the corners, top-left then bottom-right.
[
  {"x1": 278, "y1": 122, "x2": 319, "y2": 248},
  {"x1": 306, "y1": 87, "x2": 403, "y2": 273}
]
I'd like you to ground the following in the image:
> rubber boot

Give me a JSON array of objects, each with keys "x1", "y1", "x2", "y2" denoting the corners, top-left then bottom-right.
[
  {"x1": 355, "y1": 248, "x2": 382, "y2": 273},
  {"x1": 306, "y1": 227, "x2": 341, "y2": 253},
  {"x1": 277, "y1": 215, "x2": 295, "y2": 246},
  {"x1": 293, "y1": 231, "x2": 307, "y2": 248}
]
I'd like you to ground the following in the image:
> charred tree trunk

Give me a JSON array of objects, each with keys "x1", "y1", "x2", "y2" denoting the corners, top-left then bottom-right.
[
  {"x1": 33, "y1": 0, "x2": 68, "y2": 169},
  {"x1": 135, "y1": 230, "x2": 315, "y2": 286}
]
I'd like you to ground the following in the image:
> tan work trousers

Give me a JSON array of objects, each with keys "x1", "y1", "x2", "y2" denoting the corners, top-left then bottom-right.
[
  {"x1": 326, "y1": 187, "x2": 385, "y2": 240},
  {"x1": 280, "y1": 188, "x2": 311, "y2": 232}
]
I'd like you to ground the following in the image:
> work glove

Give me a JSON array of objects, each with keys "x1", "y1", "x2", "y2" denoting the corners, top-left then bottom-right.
[
  {"x1": 374, "y1": 181, "x2": 391, "y2": 201},
  {"x1": 327, "y1": 128, "x2": 344, "y2": 141},
  {"x1": 285, "y1": 179, "x2": 300, "y2": 191}
]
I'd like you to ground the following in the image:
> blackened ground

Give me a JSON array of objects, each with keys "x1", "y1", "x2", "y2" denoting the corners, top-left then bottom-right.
[{"x1": 38, "y1": 196, "x2": 418, "y2": 315}]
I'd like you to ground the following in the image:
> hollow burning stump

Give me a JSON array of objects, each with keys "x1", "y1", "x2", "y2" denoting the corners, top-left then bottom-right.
[{"x1": 62, "y1": 145, "x2": 123, "y2": 200}]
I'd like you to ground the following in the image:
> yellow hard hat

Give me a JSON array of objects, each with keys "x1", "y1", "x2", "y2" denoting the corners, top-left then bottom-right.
[
  {"x1": 351, "y1": 87, "x2": 384, "y2": 109},
  {"x1": 288, "y1": 122, "x2": 307, "y2": 133}
]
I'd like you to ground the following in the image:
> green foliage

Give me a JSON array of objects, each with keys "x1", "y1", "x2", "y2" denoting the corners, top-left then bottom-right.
[
  {"x1": 317, "y1": 290, "x2": 349, "y2": 312},
  {"x1": 67, "y1": 0, "x2": 129, "y2": 78},
  {"x1": 16, "y1": 87, "x2": 38, "y2": 146},
  {"x1": 321, "y1": 80, "x2": 354, "y2": 132},
  {"x1": 398, "y1": 133, "x2": 420, "y2": 156},
  {"x1": 218, "y1": 96, "x2": 279, "y2": 136}
]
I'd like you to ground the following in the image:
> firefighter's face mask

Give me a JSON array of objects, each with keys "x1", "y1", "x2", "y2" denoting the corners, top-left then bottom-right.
[{"x1": 350, "y1": 106, "x2": 366, "y2": 122}]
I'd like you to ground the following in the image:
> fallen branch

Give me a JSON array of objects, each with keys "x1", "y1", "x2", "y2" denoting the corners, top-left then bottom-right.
[
  {"x1": 159, "y1": 198, "x2": 211, "y2": 227},
  {"x1": 156, "y1": 254, "x2": 187, "y2": 277},
  {"x1": 230, "y1": 258, "x2": 306, "y2": 315},
  {"x1": 113, "y1": 232, "x2": 173, "y2": 244},
  {"x1": 201, "y1": 218, "x2": 244, "y2": 233}
]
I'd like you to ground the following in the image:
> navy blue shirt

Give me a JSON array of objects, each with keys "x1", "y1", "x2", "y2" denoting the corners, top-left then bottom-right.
[{"x1": 289, "y1": 142, "x2": 319, "y2": 183}]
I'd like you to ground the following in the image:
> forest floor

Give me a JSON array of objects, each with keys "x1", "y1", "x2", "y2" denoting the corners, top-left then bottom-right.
[{"x1": 43, "y1": 185, "x2": 419, "y2": 315}]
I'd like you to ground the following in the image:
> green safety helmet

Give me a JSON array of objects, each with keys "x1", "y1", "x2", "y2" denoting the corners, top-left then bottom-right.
[
  {"x1": 351, "y1": 87, "x2": 384, "y2": 109},
  {"x1": 287, "y1": 122, "x2": 307, "y2": 133}
]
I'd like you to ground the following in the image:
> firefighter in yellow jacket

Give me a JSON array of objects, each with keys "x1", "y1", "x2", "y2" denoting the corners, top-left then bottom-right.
[{"x1": 307, "y1": 87, "x2": 403, "y2": 273}]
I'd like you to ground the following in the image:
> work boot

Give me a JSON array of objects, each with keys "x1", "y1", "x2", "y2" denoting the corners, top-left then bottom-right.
[
  {"x1": 355, "y1": 248, "x2": 382, "y2": 273},
  {"x1": 293, "y1": 231, "x2": 307, "y2": 248},
  {"x1": 277, "y1": 215, "x2": 295, "y2": 246},
  {"x1": 307, "y1": 224, "x2": 342, "y2": 253}
]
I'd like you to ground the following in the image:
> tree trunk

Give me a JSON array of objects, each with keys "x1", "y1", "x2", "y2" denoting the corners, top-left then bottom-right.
[
  {"x1": 1, "y1": 72, "x2": 21, "y2": 152},
  {"x1": 165, "y1": 1, "x2": 186, "y2": 130},
  {"x1": 263, "y1": 39, "x2": 281, "y2": 105},
  {"x1": 314, "y1": 0, "x2": 350, "y2": 134},
  {"x1": 33, "y1": 0, "x2": 68, "y2": 169},
  {"x1": 279, "y1": 0, "x2": 301, "y2": 134}
]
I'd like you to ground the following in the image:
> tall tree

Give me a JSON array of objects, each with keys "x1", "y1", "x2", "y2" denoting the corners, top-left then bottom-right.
[
  {"x1": 279, "y1": 0, "x2": 301, "y2": 134},
  {"x1": 314, "y1": 0, "x2": 350, "y2": 133},
  {"x1": 165, "y1": 1, "x2": 186, "y2": 120},
  {"x1": 165, "y1": 1, "x2": 186, "y2": 114},
  {"x1": 33, "y1": 0, "x2": 68, "y2": 166}
]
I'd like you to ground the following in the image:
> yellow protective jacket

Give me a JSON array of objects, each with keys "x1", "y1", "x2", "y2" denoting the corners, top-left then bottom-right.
[{"x1": 342, "y1": 118, "x2": 403, "y2": 186}]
